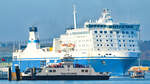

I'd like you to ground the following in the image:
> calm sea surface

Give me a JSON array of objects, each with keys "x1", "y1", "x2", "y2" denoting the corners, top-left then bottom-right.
[{"x1": 0, "y1": 77, "x2": 150, "y2": 84}]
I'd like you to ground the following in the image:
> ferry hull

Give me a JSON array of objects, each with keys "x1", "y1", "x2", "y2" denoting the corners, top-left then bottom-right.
[
  {"x1": 22, "y1": 75, "x2": 109, "y2": 80},
  {"x1": 12, "y1": 57, "x2": 137, "y2": 76}
]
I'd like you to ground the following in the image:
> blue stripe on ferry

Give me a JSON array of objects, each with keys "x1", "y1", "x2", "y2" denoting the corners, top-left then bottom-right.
[{"x1": 28, "y1": 40, "x2": 40, "y2": 43}]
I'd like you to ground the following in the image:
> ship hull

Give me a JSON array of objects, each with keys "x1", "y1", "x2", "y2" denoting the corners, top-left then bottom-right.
[
  {"x1": 22, "y1": 75, "x2": 109, "y2": 80},
  {"x1": 12, "y1": 57, "x2": 137, "y2": 76}
]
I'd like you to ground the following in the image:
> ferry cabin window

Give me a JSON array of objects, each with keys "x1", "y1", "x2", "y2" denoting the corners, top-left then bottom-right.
[
  {"x1": 131, "y1": 31, "x2": 134, "y2": 34},
  {"x1": 104, "y1": 31, "x2": 107, "y2": 34},
  {"x1": 100, "y1": 31, "x2": 103, "y2": 33},
  {"x1": 49, "y1": 70, "x2": 56, "y2": 72},
  {"x1": 85, "y1": 70, "x2": 88, "y2": 72},
  {"x1": 81, "y1": 70, "x2": 84, "y2": 72},
  {"x1": 119, "y1": 45, "x2": 121, "y2": 47},
  {"x1": 122, "y1": 31, "x2": 125, "y2": 34},
  {"x1": 94, "y1": 31, "x2": 97, "y2": 33},
  {"x1": 49, "y1": 70, "x2": 52, "y2": 72},
  {"x1": 110, "y1": 31, "x2": 113, "y2": 34},
  {"x1": 116, "y1": 31, "x2": 119, "y2": 34},
  {"x1": 124, "y1": 44, "x2": 126, "y2": 47},
  {"x1": 53, "y1": 70, "x2": 56, "y2": 72}
]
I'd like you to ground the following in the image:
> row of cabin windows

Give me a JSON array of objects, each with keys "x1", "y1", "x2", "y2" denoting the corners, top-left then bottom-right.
[
  {"x1": 87, "y1": 24, "x2": 136, "y2": 28},
  {"x1": 97, "y1": 48, "x2": 136, "y2": 51},
  {"x1": 98, "y1": 53, "x2": 112, "y2": 56},
  {"x1": 96, "y1": 39, "x2": 135, "y2": 42},
  {"x1": 49, "y1": 70, "x2": 56, "y2": 72},
  {"x1": 97, "y1": 44, "x2": 135, "y2": 47},
  {"x1": 81, "y1": 69, "x2": 88, "y2": 72},
  {"x1": 96, "y1": 35, "x2": 135, "y2": 38},
  {"x1": 97, "y1": 44, "x2": 113, "y2": 47},
  {"x1": 94, "y1": 30, "x2": 134, "y2": 34}
]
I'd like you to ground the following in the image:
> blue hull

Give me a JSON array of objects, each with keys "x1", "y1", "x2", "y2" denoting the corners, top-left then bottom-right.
[{"x1": 12, "y1": 57, "x2": 137, "y2": 76}]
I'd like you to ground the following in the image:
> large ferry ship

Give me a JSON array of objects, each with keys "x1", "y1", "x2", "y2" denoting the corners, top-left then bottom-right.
[{"x1": 12, "y1": 8, "x2": 140, "y2": 76}]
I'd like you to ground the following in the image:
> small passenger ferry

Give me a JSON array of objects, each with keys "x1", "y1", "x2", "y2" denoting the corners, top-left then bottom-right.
[{"x1": 21, "y1": 55, "x2": 110, "y2": 80}]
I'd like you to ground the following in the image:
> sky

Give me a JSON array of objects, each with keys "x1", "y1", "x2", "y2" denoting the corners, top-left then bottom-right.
[{"x1": 0, "y1": 0, "x2": 149, "y2": 41}]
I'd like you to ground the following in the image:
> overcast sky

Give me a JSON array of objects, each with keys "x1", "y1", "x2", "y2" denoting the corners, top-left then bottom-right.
[{"x1": 0, "y1": 0, "x2": 149, "y2": 41}]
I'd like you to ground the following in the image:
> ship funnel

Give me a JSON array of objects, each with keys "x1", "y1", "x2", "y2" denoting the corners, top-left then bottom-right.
[{"x1": 27, "y1": 26, "x2": 40, "y2": 49}]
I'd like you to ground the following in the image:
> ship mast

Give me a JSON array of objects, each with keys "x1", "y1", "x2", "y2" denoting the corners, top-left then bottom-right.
[
  {"x1": 73, "y1": 5, "x2": 77, "y2": 29},
  {"x1": 138, "y1": 27, "x2": 141, "y2": 67}
]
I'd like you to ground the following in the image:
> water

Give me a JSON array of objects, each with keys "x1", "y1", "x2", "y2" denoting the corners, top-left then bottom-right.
[{"x1": 0, "y1": 77, "x2": 150, "y2": 84}]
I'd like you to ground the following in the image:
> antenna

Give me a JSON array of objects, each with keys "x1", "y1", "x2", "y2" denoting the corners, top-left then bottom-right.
[
  {"x1": 139, "y1": 27, "x2": 141, "y2": 67},
  {"x1": 73, "y1": 4, "x2": 77, "y2": 29}
]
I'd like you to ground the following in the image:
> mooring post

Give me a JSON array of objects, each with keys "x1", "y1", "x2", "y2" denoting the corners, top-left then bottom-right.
[
  {"x1": 8, "y1": 67, "x2": 12, "y2": 81},
  {"x1": 31, "y1": 67, "x2": 36, "y2": 80},
  {"x1": 15, "y1": 66, "x2": 20, "y2": 81}
]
